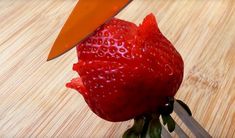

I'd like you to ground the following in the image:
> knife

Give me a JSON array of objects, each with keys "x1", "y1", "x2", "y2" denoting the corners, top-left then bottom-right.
[{"x1": 47, "y1": 0, "x2": 133, "y2": 61}]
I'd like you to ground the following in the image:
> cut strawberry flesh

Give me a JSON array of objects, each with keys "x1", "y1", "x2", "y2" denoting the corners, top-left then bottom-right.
[{"x1": 67, "y1": 13, "x2": 183, "y2": 122}]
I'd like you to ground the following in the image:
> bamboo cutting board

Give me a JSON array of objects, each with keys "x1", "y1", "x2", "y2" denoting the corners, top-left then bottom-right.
[{"x1": 0, "y1": 0, "x2": 235, "y2": 137}]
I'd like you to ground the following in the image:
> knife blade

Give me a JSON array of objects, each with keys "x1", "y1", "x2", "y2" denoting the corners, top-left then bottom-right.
[{"x1": 47, "y1": 0, "x2": 132, "y2": 61}]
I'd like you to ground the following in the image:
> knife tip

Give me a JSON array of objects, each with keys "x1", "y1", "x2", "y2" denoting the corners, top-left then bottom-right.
[
  {"x1": 46, "y1": 57, "x2": 53, "y2": 61},
  {"x1": 47, "y1": 49, "x2": 58, "y2": 61},
  {"x1": 47, "y1": 55, "x2": 54, "y2": 62},
  {"x1": 47, "y1": 44, "x2": 76, "y2": 61}
]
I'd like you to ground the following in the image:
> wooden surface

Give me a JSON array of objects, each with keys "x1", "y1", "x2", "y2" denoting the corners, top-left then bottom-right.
[{"x1": 0, "y1": 0, "x2": 235, "y2": 137}]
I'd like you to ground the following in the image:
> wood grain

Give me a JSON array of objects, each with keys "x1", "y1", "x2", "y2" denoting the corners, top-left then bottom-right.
[{"x1": 0, "y1": 0, "x2": 235, "y2": 137}]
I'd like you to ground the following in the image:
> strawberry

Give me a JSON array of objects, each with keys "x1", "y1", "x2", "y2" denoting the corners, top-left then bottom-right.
[{"x1": 66, "y1": 13, "x2": 184, "y2": 122}]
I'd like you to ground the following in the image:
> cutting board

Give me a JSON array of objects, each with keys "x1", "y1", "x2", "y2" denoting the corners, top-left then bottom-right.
[{"x1": 0, "y1": 0, "x2": 234, "y2": 137}]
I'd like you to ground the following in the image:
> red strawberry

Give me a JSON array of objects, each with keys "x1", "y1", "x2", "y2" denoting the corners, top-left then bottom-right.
[{"x1": 66, "y1": 13, "x2": 184, "y2": 122}]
